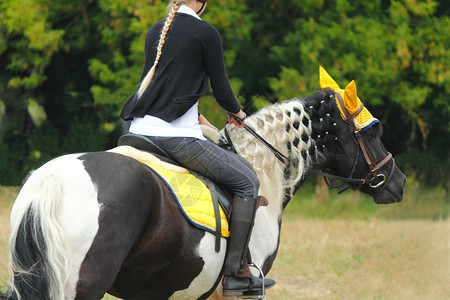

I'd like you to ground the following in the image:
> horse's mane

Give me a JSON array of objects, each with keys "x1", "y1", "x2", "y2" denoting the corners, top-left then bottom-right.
[
  {"x1": 230, "y1": 101, "x2": 310, "y2": 191},
  {"x1": 228, "y1": 90, "x2": 335, "y2": 202}
]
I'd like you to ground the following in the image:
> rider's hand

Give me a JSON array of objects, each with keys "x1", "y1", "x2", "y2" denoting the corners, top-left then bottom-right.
[{"x1": 227, "y1": 110, "x2": 246, "y2": 128}]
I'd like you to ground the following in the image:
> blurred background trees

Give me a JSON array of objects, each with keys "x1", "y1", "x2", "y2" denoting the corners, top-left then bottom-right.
[{"x1": 0, "y1": 0, "x2": 448, "y2": 186}]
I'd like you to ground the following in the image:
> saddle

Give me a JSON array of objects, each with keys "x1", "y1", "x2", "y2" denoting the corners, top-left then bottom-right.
[{"x1": 117, "y1": 133, "x2": 255, "y2": 252}]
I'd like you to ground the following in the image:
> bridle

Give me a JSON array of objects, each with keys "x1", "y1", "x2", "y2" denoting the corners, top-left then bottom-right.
[
  {"x1": 225, "y1": 91, "x2": 395, "y2": 194},
  {"x1": 312, "y1": 92, "x2": 394, "y2": 193}
]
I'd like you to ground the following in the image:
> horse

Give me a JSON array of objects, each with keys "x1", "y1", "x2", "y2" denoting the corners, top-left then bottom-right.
[{"x1": 2, "y1": 68, "x2": 406, "y2": 299}]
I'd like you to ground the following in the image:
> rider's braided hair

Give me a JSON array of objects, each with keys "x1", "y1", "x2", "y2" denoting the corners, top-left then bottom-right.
[{"x1": 137, "y1": 0, "x2": 188, "y2": 98}]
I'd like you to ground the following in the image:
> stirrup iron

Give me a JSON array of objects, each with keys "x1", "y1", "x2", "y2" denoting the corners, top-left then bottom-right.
[{"x1": 239, "y1": 262, "x2": 266, "y2": 299}]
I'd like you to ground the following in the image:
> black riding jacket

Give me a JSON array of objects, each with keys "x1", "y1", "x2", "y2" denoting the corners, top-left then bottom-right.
[{"x1": 120, "y1": 13, "x2": 240, "y2": 122}]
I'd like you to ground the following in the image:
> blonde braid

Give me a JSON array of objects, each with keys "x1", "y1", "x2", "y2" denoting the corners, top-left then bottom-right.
[{"x1": 137, "y1": 1, "x2": 185, "y2": 98}]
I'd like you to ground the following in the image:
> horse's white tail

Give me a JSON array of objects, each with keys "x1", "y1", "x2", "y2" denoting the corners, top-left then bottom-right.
[{"x1": 8, "y1": 168, "x2": 71, "y2": 300}]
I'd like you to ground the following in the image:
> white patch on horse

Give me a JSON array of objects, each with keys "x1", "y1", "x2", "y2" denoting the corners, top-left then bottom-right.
[
  {"x1": 9, "y1": 154, "x2": 101, "y2": 299},
  {"x1": 248, "y1": 206, "x2": 281, "y2": 276},
  {"x1": 170, "y1": 233, "x2": 226, "y2": 299},
  {"x1": 59, "y1": 155, "x2": 101, "y2": 298}
]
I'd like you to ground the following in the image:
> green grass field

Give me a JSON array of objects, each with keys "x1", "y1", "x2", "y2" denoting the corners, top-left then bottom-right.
[
  {"x1": 283, "y1": 175, "x2": 449, "y2": 221},
  {"x1": 1, "y1": 175, "x2": 449, "y2": 299}
]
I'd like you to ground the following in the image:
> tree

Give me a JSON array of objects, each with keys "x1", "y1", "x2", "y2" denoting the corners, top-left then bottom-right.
[
  {"x1": 0, "y1": 0, "x2": 448, "y2": 186},
  {"x1": 252, "y1": 0, "x2": 449, "y2": 185},
  {"x1": 0, "y1": 0, "x2": 253, "y2": 185}
]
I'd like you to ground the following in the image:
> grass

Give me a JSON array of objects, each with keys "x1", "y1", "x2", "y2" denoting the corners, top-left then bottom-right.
[
  {"x1": 0, "y1": 186, "x2": 18, "y2": 286},
  {"x1": 0, "y1": 176, "x2": 448, "y2": 299},
  {"x1": 284, "y1": 175, "x2": 449, "y2": 221},
  {"x1": 268, "y1": 218, "x2": 450, "y2": 300}
]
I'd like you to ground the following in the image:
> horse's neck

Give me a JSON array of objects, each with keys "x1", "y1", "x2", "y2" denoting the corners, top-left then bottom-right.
[
  {"x1": 228, "y1": 99, "x2": 317, "y2": 214},
  {"x1": 224, "y1": 99, "x2": 318, "y2": 272},
  {"x1": 225, "y1": 91, "x2": 340, "y2": 272}
]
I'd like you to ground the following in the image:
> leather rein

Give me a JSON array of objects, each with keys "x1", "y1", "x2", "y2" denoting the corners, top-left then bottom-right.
[{"x1": 225, "y1": 91, "x2": 394, "y2": 193}]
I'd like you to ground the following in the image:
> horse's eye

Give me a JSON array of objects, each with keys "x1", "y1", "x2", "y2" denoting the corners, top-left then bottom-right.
[{"x1": 367, "y1": 133, "x2": 376, "y2": 140}]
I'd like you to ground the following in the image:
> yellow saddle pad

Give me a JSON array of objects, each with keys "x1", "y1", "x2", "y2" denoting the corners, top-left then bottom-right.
[{"x1": 140, "y1": 160, "x2": 230, "y2": 237}]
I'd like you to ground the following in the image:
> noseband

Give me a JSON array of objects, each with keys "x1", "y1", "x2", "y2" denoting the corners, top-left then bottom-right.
[{"x1": 312, "y1": 92, "x2": 394, "y2": 193}]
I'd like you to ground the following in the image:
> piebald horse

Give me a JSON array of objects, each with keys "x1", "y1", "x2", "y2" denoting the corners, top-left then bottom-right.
[{"x1": 2, "y1": 68, "x2": 406, "y2": 299}]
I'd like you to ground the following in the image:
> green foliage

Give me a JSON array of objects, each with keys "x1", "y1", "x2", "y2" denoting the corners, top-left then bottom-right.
[
  {"x1": 0, "y1": 0, "x2": 121, "y2": 184},
  {"x1": 269, "y1": 67, "x2": 308, "y2": 100},
  {"x1": 253, "y1": 0, "x2": 449, "y2": 187},
  {"x1": 267, "y1": 0, "x2": 448, "y2": 117},
  {"x1": 0, "y1": 137, "x2": 30, "y2": 186},
  {"x1": 284, "y1": 175, "x2": 448, "y2": 221},
  {"x1": 0, "y1": 0, "x2": 448, "y2": 186},
  {"x1": 1, "y1": 0, "x2": 64, "y2": 89}
]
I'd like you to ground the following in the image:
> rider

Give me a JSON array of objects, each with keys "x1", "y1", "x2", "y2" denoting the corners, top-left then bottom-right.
[{"x1": 120, "y1": 0, "x2": 275, "y2": 297}]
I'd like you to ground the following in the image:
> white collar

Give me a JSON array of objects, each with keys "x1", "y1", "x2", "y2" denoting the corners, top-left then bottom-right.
[{"x1": 178, "y1": 4, "x2": 202, "y2": 20}]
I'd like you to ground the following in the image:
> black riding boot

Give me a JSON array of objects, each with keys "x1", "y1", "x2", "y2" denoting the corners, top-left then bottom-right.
[{"x1": 222, "y1": 195, "x2": 276, "y2": 297}]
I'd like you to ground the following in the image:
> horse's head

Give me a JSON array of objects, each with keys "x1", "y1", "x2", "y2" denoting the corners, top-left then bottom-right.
[
  {"x1": 309, "y1": 67, "x2": 406, "y2": 204},
  {"x1": 225, "y1": 67, "x2": 406, "y2": 205}
]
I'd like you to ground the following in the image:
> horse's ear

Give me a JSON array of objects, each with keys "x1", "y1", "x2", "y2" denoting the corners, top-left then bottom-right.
[
  {"x1": 344, "y1": 80, "x2": 359, "y2": 111},
  {"x1": 319, "y1": 66, "x2": 341, "y2": 91}
]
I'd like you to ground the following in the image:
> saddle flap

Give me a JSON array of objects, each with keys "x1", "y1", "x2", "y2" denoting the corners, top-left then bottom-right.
[{"x1": 140, "y1": 160, "x2": 232, "y2": 238}]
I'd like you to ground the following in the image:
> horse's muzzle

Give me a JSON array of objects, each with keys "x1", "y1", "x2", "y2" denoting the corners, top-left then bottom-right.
[{"x1": 372, "y1": 162, "x2": 406, "y2": 204}]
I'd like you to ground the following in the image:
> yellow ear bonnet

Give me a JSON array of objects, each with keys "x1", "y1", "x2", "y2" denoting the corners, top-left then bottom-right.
[{"x1": 319, "y1": 66, "x2": 379, "y2": 131}]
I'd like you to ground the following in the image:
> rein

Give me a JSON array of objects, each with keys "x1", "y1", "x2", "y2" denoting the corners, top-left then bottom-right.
[{"x1": 226, "y1": 113, "x2": 289, "y2": 164}]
